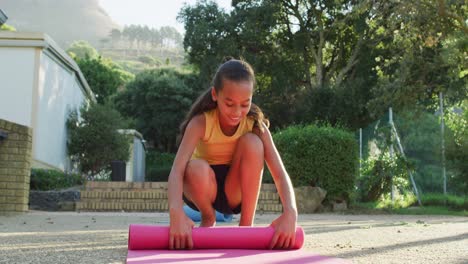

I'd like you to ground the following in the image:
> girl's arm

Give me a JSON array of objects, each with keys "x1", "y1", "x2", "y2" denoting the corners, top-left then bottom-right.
[
  {"x1": 168, "y1": 114, "x2": 205, "y2": 211},
  {"x1": 253, "y1": 122, "x2": 298, "y2": 249},
  {"x1": 167, "y1": 114, "x2": 205, "y2": 250}
]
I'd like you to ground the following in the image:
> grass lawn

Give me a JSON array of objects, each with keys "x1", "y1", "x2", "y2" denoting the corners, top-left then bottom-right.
[{"x1": 349, "y1": 202, "x2": 468, "y2": 217}]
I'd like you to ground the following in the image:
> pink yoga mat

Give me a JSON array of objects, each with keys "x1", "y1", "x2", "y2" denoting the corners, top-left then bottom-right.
[
  {"x1": 128, "y1": 224, "x2": 304, "y2": 250},
  {"x1": 127, "y1": 225, "x2": 350, "y2": 264},
  {"x1": 127, "y1": 249, "x2": 350, "y2": 264}
]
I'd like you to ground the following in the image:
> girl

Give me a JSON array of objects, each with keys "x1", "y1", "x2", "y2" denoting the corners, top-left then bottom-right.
[{"x1": 168, "y1": 59, "x2": 297, "y2": 250}]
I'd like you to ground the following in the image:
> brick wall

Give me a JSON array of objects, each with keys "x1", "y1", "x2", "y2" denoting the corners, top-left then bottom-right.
[
  {"x1": 0, "y1": 119, "x2": 33, "y2": 214},
  {"x1": 77, "y1": 182, "x2": 283, "y2": 213}
]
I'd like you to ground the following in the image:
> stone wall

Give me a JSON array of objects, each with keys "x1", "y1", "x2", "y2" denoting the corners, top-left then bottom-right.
[
  {"x1": 29, "y1": 190, "x2": 80, "y2": 211},
  {"x1": 0, "y1": 119, "x2": 33, "y2": 214}
]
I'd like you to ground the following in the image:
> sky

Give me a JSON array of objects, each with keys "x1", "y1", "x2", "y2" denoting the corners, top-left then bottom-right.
[{"x1": 99, "y1": 0, "x2": 232, "y2": 34}]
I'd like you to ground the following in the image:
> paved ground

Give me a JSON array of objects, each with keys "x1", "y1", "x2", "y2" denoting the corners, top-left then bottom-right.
[{"x1": 0, "y1": 211, "x2": 467, "y2": 264}]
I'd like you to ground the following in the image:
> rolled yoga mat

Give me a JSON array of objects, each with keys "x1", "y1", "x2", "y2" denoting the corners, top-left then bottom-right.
[
  {"x1": 128, "y1": 224, "x2": 305, "y2": 250},
  {"x1": 127, "y1": 224, "x2": 351, "y2": 264}
]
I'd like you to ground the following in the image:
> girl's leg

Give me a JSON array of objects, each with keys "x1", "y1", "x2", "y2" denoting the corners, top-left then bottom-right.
[
  {"x1": 183, "y1": 159, "x2": 217, "y2": 227},
  {"x1": 224, "y1": 133, "x2": 264, "y2": 226}
]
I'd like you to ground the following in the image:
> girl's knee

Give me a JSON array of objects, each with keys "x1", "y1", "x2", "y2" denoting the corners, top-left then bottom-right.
[
  {"x1": 184, "y1": 159, "x2": 213, "y2": 185},
  {"x1": 184, "y1": 159, "x2": 216, "y2": 201},
  {"x1": 239, "y1": 133, "x2": 264, "y2": 157}
]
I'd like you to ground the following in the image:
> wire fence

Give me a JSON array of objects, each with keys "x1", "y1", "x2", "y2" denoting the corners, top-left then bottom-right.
[{"x1": 356, "y1": 93, "x2": 465, "y2": 204}]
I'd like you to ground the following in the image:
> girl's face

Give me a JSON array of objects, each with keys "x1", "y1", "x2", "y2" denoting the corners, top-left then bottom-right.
[{"x1": 212, "y1": 79, "x2": 253, "y2": 127}]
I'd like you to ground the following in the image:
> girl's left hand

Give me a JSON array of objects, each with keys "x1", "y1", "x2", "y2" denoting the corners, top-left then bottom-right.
[{"x1": 269, "y1": 208, "x2": 298, "y2": 249}]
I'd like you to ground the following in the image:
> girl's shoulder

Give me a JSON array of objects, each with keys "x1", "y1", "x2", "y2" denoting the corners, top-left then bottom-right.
[
  {"x1": 189, "y1": 113, "x2": 206, "y2": 129},
  {"x1": 183, "y1": 113, "x2": 206, "y2": 141}
]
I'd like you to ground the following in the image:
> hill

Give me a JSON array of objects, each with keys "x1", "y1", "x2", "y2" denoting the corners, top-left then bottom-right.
[{"x1": 1, "y1": 0, "x2": 120, "y2": 49}]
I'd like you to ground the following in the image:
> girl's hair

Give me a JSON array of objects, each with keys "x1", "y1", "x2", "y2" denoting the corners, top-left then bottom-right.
[{"x1": 178, "y1": 59, "x2": 269, "y2": 144}]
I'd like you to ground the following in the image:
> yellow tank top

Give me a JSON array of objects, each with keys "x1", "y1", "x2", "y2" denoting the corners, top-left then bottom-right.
[{"x1": 191, "y1": 109, "x2": 255, "y2": 165}]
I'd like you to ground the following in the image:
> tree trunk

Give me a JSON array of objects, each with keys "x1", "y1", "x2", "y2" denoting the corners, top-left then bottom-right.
[{"x1": 303, "y1": 45, "x2": 313, "y2": 90}]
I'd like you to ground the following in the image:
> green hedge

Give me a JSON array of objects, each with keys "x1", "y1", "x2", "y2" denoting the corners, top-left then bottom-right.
[
  {"x1": 30, "y1": 169, "x2": 83, "y2": 191},
  {"x1": 420, "y1": 193, "x2": 468, "y2": 210},
  {"x1": 146, "y1": 151, "x2": 175, "y2": 181},
  {"x1": 273, "y1": 124, "x2": 358, "y2": 201}
]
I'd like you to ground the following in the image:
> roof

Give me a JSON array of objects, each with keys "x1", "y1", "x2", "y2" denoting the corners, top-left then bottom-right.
[
  {"x1": 0, "y1": 31, "x2": 96, "y2": 102},
  {"x1": 118, "y1": 129, "x2": 147, "y2": 150}
]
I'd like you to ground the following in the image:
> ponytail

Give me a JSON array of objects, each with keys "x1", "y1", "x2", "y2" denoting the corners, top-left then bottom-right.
[
  {"x1": 249, "y1": 103, "x2": 269, "y2": 132},
  {"x1": 177, "y1": 88, "x2": 216, "y2": 145}
]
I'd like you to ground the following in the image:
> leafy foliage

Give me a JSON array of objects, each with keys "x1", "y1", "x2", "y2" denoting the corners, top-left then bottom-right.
[
  {"x1": 30, "y1": 169, "x2": 83, "y2": 191},
  {"x1": 0, "y1": 24, "x2": 16, "y2": 31},
  {"x1": 392, "y1": 111, "x2": 447, "y2": 194},
  {"x1": 66, "y1": 103, "x2": 131, "y2": 177},
  {"x1": 178, "y1": 1, "x2": 467, "y2": 132},
  {"x1": 119, "y1": 25, "x2": 183, "y2": 50},
  {"x1": 445, "y1": 101, "x2": 468, "y2": 194},
  {"x1": 376, "y1": 192, "x2": 417, "y2": 210},
  {"x1": 273, "y1": 124, "x2": 358, "y2": 201},
  {"x1": 114, "y1": 68, "x2": 203, "y2": 152},
  {"x1": 75, "y1": 55, "x2": 134, "y2": 104},
  {"x1": 178, "y1": 1, "x2": 398, "y2": 129},
  {"x1": 420, "y1": 193, "x2": 468, "y2": 210},
  {"x1": 367, "y1": 1, "x2": 467, "y2": 116},
  {"x1": 358, "y1": 153, "x2": 412, "y2": 202},
  {"x1": 145, "y1": 151, "x2": 176, "y2": 182},
  {"x1": 67, "y1": 40, "x2": 99, "y2": 60}
]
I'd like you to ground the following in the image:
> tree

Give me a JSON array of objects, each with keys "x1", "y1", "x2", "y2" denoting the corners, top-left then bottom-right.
[
  {"x1": 178, "y1": 0, "x2": 384, "y2": 128},
  {"x1": 150, "y1": 28, "x2": 162, "y2": 48},
  {"x1": 0, "y1": 23, "x2": 16, "y2": 31},
  {"x1": 178, "y1": 0, "x2": 466, "y2": 130},
  {"x1": 437, "y1": 0, "x2": 468, "y2": 34},
  {"x1": 66, "y1": 40, "x2": 99, "y2": 60},
  {"x1": 109, "y1": 28, "x2": 122, "y2": 47},
  {"x1": 67, "y1": 103, "x2": 131, "y2": 178},
  {"x1": 446, "y1": 100, "x2": 468, "y2": 194},
  {"x1": 367, "y1": 0, "x2": 467, "y2": 116},
  {"x1": 114, "y1": 68, "x2": 203, "y2": 152},
  {"x1": 123, "y1": 25, "x2": 138, "y2": 49},
  {"x1": 120, "y1": 24, "x2": 182, "y2": 51},
  {"x1": 178, "y1": 1, "x2": 234, "y2": 84},
  {"x1": 76, "y1": 56, "x2": 133, "y2": 104}
]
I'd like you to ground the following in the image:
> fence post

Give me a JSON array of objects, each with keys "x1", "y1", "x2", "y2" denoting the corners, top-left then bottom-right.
[
  {"x1": 359, "y1": 128, "x2": 362, "y2": 179},
  {"x1": 390, "y1": 117, "x2": 422, "y2": 206},
  {"x1": 439, "y1": 92, "x2": 447, "y2": 195},
  {"x1": 389, "y1": 107, "x2": 395, "y2": 201}
]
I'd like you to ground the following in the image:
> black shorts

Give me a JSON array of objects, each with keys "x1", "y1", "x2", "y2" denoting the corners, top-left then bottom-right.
[{"x1": 183, "y1": 164, "x2": 241, "y2": 215}]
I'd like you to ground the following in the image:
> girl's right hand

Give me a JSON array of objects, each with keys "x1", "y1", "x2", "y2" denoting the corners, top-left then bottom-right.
[{"x1": 169, "y1": 208, "x2": 195, "y2": 250}]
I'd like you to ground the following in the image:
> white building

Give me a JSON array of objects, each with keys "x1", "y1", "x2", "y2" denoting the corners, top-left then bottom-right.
[
  {"x1": 118, "y1": 129, "x2": 146, "y2": 182},
  {"x1": 0, "y1": 31, "x2": 96, "y2": 172}
]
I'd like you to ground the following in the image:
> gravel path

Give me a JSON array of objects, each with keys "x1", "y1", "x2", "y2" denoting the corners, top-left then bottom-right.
[{"x1": 0, "y1": 211, "x2": 466, "y2": 264}]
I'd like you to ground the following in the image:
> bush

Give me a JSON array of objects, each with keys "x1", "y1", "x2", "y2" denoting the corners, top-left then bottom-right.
[
  {"x1": 75, "y1": 56, "x2": 133, "y2": 104},
  {"x1": 357, "y1": 153, "x2": 412, "y2": 202},
  {"x1": 0, "y1": 24, "x2": 16, "y2": 32},
  {"x1": 113, "y1": 68, "x2": 203, "y2": 152},
  {"x1": 419, "y1": 193, "x2": 468, "y2": 210},
  {"x1": 138, "y1": 55, "x2": 161, "y2": 66},
  {"x1": 262, "y1": 169, "x2": 274, "y2": 184},
  {"x1": 145, "y1": 151, "x2": 175, "y2": 182},
  {"x1": 146, "y1": 167, "x2": 172, "y2": 182},
  {"x1": 376, "y1": 192, "x2": 417, "y2": 209},
  {"x1": 446, "y1": 102, "x2": 468, "y2": 195},
  {"x1": 30, "y1": 169, "x2": 83, "y2": 191},
  {"x1": 273, "y1": 124, "x2": 358, "y2": 201},
  {"x1": 67, "y1": 40, "x2": 99, "y2": 60},
  {"x1": 67, "y1": 103, "x2": 131, "y2": 177}
]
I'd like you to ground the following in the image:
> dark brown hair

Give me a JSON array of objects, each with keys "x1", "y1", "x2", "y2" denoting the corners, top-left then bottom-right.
[{"x1": 178, "y1": 59, "x2": 269, "y2": 144}]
